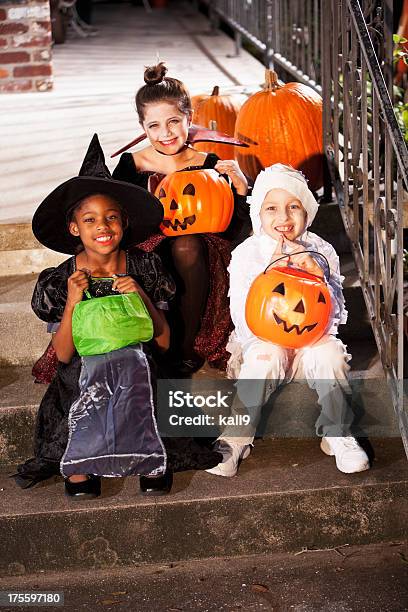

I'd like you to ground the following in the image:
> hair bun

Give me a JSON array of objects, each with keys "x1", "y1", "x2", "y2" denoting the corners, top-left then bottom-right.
[{"x1": 144, "y1": 62, "x2": 168, "y2": 85}]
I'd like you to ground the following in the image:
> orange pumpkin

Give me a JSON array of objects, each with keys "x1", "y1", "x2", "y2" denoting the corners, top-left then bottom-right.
[
  {"x1": 234, "y1": 69, "x2": 324, "y2": 191},
  {"x1": 155, "y1": 169, "x2": 234, "y2": 236},
  {"x1": 193, "y1": 86, "x2": 243, "y2": 159},
  {"x1": 245, "y1": 265, "x2": 331, "y2": 349},
  {"x1": 190, "y1": 93, "x2": 209, "y2": 115}
]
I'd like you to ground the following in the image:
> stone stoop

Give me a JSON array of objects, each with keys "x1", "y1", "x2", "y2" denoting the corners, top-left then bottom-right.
[
  {"x1": 0, "y1": 271, "x2": 374, "y2": 366},
  {"x1": 0, "y1": 438, "x2": 407, "y2": 578},
  {"x1": 0, "y1": 274, "x2": 49, "y2": 366},
  {"x1": 0, "y1": 223, "x2": 66, "y2": 278},
  {"x1": 0, "y1": 201, "x2": 351, "y2": 277}
]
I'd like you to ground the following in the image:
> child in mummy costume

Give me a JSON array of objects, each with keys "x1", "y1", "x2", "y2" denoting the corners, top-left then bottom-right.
[{"x1": 207, "y1": 164, "x2": 370, "y2": 477}]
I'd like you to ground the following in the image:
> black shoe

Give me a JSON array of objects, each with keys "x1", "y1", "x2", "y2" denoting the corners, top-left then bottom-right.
[
  {"x1": 64, "y1": 475, "x2": 101, "y2": 499},
  {"x1": 139, "y1": 472, "x2": 173, "y2": 496}
]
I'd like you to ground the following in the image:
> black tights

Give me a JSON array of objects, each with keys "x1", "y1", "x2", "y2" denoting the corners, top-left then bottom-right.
[{"x1": 163, "y1": 235, "x2": 209, "y2": 361}]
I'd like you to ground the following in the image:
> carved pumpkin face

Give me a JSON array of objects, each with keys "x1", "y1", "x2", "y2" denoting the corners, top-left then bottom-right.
[
  {"x1": 245, "y1": 266, "x2": 331, "y2": 349},
  {"x1": 155, "y1": 169, "x2": 234, "y2": 236}
]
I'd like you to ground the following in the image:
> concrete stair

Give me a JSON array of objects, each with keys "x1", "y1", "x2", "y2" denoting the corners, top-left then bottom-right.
[
  {"x1": 0, "y1": 274, "x2": 48, "y2": 367},
  {"x1": 0, "y1": 200, "x2": 350, "y2": 276},
  {"x1": 1, "y1": 541, "x2": 408, "y2": 611},
  {"x1": 0, "y1": 251, "x2": 373, "y2": 367},
  {"x1": 1, "y1": 1, "x2": 406, "y2": 600},
  {"x1": 0, "y1": 334, "x2": 406, "y2": 580},
  {"x1": 0, "y1": 438, "x2": 407, "y2": 578}
]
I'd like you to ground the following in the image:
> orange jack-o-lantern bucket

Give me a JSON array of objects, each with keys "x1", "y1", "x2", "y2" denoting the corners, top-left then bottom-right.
[
  {"x1": 155, "y1": 169, "x2": 234, "y2": 236},
  {"x1": 245, "y1": 254, "x2": 332, "y2": 349}
]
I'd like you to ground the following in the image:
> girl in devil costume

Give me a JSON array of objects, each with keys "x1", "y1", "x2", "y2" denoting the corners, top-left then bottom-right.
[
  {"x1": 206, "y1": 164, "x2": 371, "y2": 477},
  {"x1": 112, "y1": 62, "x2": 250, "y2": 374}
]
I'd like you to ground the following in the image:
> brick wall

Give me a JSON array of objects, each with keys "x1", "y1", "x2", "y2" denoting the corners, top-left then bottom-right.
[{"x1": 0, "y1": 0, "x2": 53, "y2": 93}]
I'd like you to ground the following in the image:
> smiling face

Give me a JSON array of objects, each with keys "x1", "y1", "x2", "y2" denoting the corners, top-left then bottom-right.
[
  {"x1": 69, "y1": 194, "x2": 124, "y2": 255},
  {"x1": 259, "y1": 188, "x2": 307, "y2": 241},
  {"x1": 142, "y1": 101, "x2": 191, "y2": 155}
]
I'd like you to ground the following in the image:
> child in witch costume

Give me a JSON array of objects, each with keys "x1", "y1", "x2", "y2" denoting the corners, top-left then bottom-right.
[{"x1": 14, "y1": 135, "x2": 221, "y2": 497}]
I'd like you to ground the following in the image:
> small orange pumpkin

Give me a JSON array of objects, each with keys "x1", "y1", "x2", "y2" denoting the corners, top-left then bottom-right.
[
  {"x1": 191, "y1": 92, "x2": 210, "y2": 114},
  {"x1": 193, "y1": 86, "x2": 243, "y2": 159},
  {"x1": 235, "y1": 69, "x2": 324, "y2": 191},
  {"x1": 245, "y1": 265, "x2": 331, "y2": 349},
  {"x1": 155, "y1": 169, "x2": 234, "y2": 236}
]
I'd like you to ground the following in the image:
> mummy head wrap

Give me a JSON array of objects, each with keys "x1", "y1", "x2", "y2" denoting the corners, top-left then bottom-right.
[{"x1": 247, "y1": 164, "x2": 319, "y2": 235}]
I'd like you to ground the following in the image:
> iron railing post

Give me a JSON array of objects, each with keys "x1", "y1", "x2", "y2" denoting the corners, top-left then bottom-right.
[
  {"x1": 209, "y1": 1, "x2": 219, "y2": 34},
  {"x1": 321, "y1": 0, "x2": 333, "y2": 202},
  {"x1": 264, "y1": 0, "x2": 275, "y2": 69}
]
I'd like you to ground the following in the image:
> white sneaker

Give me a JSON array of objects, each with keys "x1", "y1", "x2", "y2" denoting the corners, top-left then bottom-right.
[
  {"x1": 206, "y1": 440, "x2": 251, "y2": 477},
  {"x1": 320, "y1": 436, "x2": 370, "y2": 473}
]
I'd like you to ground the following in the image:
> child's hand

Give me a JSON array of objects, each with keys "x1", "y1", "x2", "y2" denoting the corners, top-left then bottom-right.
[
  {"x1": 66, "y1": 270, "x2": 89, "y2": 308},
  {"x1": 290, "y1": 251, "x2": 324, "y2": 277},
  {"x1": 270, "y1": 235, "x2": 291, "y2": 267},
  {"x1": 214, "y1": 159, "x2": 248, "y2": 195},
  {"x1": 112, "y1": 275, "x2": 143, "y2": 294},
  {"x1": 280, "y1": 236, "x2": 324, "y2": 277}
]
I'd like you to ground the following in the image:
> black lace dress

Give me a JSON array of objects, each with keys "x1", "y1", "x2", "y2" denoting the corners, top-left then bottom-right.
[{"x1": 15, "y1": 250, "x2": 222, "y2": 488}]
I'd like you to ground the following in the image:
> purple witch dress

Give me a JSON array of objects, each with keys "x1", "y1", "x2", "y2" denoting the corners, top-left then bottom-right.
[{"x1": 14, "y1": 249, "x2": 222, "y2": 488}]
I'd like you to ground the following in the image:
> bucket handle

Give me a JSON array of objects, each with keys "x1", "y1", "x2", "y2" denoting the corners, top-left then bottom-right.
[{"x1": 263, "y1": 250, "x2": 331, "y2": 283}]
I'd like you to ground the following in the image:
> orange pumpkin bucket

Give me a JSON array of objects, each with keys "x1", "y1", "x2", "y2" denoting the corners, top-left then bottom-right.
[
  {"x1": 155, "y1": 168, "x2": 234, "y2": 236},
  {"x1": 245, "y1": 254, "x2": 332, "y2": 349}
]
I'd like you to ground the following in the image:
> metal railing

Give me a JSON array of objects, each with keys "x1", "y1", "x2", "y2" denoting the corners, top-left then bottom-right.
[
  {"x1": 196, "y1": 0, "x2": 408, "y2": 454},
  {"x1": 322, "y1": 0, "x2": 408, "y2": 454},
  {"x1": 199, "y1": 0, "x2": 322, "y2": 92}
]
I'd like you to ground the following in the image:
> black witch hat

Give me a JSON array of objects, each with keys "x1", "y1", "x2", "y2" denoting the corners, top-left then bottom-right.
[{"x1": 32, "y1": 134, "x2": 163, "y2": 254}]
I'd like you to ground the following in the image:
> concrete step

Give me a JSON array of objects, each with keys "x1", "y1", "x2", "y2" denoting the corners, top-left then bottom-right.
[
  {"x1": 1, "y1": 437, "x2": 407, "y2": 578},
  {"x1": 0, "y1": 335, "x2": 398, "y2": 468},
  {"x1": 0, "y1": 366, "x2": 44, "y2": 466},
  {"x1": 0, "y1": 274, "x2": 49, "y2": 367},
  {"x1": 0, "y1": 205, "x2": 345, "y2": 276},
  {"x1": 310, "y1": 201, "x2": 351, "y2": 254},
  {"x1": 0, "y1": 222, "x2": 66, "y2": 277},
  {"x1": 0, "y1": 541, "x2": 407, "y2": 610}
]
